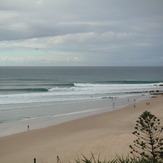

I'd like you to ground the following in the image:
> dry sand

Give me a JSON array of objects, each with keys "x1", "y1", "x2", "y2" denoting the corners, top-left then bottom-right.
[{"x1": 0, "y1": 95, "x2": 163, "y2": 163}]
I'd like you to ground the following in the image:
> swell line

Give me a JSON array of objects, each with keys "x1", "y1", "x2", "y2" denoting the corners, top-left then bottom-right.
[
  {"x1": 0, "y1": 88, "x2": 48, "y2": 92},
  {"x1": 96, "y1": 80, "x2": 163, "y2": 84}
]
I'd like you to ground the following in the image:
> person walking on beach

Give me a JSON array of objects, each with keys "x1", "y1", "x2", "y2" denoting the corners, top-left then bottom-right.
[
  {"x1": 57, "y1": 155, "x2": 60, "y2": 163},
  {"x1": 113, "y1": 102, "x2": 115, "y2": 109},
  {"x1": 27, "y1": 125, "x2": 29, "y2": 131}
]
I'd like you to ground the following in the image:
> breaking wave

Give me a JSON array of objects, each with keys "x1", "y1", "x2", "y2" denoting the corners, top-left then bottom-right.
[{"x1": 0, "y1": 81, "x2": 162, "y2": 107}]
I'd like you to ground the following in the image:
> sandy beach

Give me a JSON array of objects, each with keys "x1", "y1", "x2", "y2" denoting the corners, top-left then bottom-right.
[{"x1": 0, "y1": 95, "x2": 163, "y2": 163}]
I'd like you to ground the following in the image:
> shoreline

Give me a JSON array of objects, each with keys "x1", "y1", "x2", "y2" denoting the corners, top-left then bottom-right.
[
  {"x1": 0, "y1": 95, "x2": 149, "y2": 138},
  {"x1": 0, "y1": 94, "x2": 163, "y2": 163}
]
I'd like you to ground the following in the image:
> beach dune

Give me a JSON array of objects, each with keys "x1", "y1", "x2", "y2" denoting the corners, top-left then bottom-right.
[{"x1": 0, "y1": 95, "x2": 163, "y2": 163}]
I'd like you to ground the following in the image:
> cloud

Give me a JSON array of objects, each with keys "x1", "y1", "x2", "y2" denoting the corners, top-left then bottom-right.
[
  {"x1": 0, "y1": 0, "x2": 163, "y2": 66},
  {"x1": 0, "y1": 31, "x2": 138, "y2": 48},
  {"x1": 1, "y1": 0, "x2": 162, "y2": 41},
  {"x1": 0, "y1": 51, "x2": 89, "y2": 66}
]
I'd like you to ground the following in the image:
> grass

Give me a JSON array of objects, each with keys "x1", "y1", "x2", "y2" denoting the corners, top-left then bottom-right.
[{"x1": 73, "y1": 154, "x2": 162, "y2": 163}]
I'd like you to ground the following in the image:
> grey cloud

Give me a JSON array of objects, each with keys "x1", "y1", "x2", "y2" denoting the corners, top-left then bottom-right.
[
  {"x1": 0, "y1": 0, "x2": 163, "y2": 66},
  {"x1": 0, "y1": 0, "x2": 162, "y2": 41}
]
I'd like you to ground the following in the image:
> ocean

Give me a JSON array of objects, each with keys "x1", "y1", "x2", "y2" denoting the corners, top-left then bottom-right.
[{"x1": 0, "y1": 66, "x2": 163, "y2": 132}]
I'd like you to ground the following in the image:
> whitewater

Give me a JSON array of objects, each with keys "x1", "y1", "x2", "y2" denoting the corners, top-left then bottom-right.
[{"x1": 0, "y1": 82, "x2": 162, "y2": 106}]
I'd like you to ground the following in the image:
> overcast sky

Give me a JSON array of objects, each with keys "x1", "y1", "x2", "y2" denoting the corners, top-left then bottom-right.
[{"x1": 0, "y1": 0, "x2": 163, "y2": 66}]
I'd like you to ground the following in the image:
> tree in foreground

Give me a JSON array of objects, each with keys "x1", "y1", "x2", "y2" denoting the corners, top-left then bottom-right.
[{"x1": 130, "y1": 111, "x2": 163, "y2": 163}]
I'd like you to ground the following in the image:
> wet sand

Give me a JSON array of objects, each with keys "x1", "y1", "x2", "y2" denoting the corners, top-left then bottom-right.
[{"x1": 0, "y1": 96, "x2": 144, "y2": 137}]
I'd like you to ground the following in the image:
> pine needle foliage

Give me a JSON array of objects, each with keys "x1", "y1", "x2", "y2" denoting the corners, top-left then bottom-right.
[
  {"x1": 74, "y1": 154, "x2": 160, "y2": 163},
  {"x1": 129, "y1": 111, "x2": 163, "y2": 163}
]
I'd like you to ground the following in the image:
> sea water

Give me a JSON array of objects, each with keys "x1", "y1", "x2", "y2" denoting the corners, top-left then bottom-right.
[{"x1": 0, "y1": 66, "x2": 163, "y2": 132}]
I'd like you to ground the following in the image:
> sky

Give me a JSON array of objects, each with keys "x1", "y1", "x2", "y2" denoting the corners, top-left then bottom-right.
[{"x1": 0, "y1": 0, "x2": 163, "y2": 66}]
